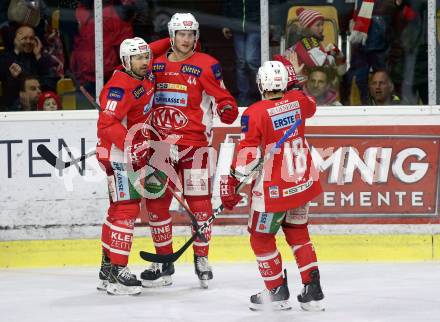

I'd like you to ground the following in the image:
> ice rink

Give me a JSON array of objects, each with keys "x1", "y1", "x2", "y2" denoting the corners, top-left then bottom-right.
[{"x1": 1, "y1": 262, "x2": 440, "y2": 322}]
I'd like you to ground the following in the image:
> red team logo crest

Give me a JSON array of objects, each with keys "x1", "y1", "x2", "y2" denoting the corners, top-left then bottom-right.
[{"x1": 151, "y1": 106, "x2": 189, "y2": 130}]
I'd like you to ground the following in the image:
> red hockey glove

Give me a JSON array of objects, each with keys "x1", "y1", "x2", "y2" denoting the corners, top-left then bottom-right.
[
  {"x1": 273, "y1": 54, "x2": 304, "y2": 89},
  {"x1": 220, "y1": 175, "x2": 243, "y2": 210},
  {"x1": 217, "y1": 104, "x2": 238, "y2": 124},
  {"x1": 127, "y1": 140, "x2": 150, "y2": 169}
]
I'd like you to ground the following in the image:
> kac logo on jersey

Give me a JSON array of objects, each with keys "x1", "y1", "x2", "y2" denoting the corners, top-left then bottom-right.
[
  {"x1": 241, "y1": 115, "x2": 249, "y2": 133},
  {"x1": 153, "y1": 63, "x2": 166, "y2": 72},
  {"x1": 271, "y1": 111, "x2": 299, "y2": 130},
  {"x1": 107, "y1": 87, "x2": 124, "y2": 101},
  {"x1": 151, "y1": 106, "x2": 189, "y2": 130},
  {"x1": 211, "y1": 63, "x2": 222, "y2": 80},
  {"x1": 132, "y1": 85, "x2": 145, "y2": 99},
  {"x1": 154, "y1": 91, "x2": 188, "y2": 107},
  {"x1": 181, "y1": 64, "x2": 202, "y2": 77}
]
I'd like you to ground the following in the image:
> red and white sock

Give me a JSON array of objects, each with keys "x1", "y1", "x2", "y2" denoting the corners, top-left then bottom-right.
[
  {"x1": 284, "y1": 225, "x2": 319, "y2": 284},
  {"x1": 292, "y1": 241, "x2": 318, "y2": 284},
  {"x1": 192, "y1": 211, "x2": 212, "y2": 257},
  {"x1": 108, "y1": 219, "x2": 135, "y2": 266},
  {"x1": 101, "y1": 219, "x2": 111, "y2": 257},
  {"x1": 149, "y1": 217, "x2": 173, "y2": 255},
  {"x1": 255, "y1": 250, "x2": 284, "y2": 290}
]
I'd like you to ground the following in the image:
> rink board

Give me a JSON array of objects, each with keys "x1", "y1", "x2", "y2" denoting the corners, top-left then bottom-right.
[
  {"x1": 1, "y1": 108, "x2": 440, "y2": 241},
  {"x1": 1, "y1": 108, "x2": 440, "y2": 268},
  {"x1": 1, "y1": 234, "x2": 439, "y2": 268}
]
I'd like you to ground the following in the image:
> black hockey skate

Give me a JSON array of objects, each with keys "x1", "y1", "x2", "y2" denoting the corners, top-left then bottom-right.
[
  {"x1": 97, "y1": 252, "x2": 111, "y2": 291},
  {"x1": 297, "y1": 269, "x2": 325, "y2": 311},
  {"x1": 140, "y1": 262, "x2": 175, "y2": 288},
  {"x1": 249, "y1": 269, "x2": 292, "y2": 311},
  {"x1": 194, "y1": 255, "x2": 213, "y2": 289},
  {"x1": 106, "y1": 264, "x2": 142, "y2": 296}
]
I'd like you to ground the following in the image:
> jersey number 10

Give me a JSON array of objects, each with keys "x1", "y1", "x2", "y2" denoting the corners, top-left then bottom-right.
[{"x1": 105, "y1": 100, "x2": 118, "y2": 111}]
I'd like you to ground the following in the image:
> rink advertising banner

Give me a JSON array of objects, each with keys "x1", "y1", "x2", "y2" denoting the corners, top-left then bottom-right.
[
  {"x1": 206, "y1": 125, "x2": 440, "y2": 225},
  {"x1": 1, "y1": 112, "x2": 439, "y2": 240},
  {"x1": 308, "y1": 135, "x2": 438, "y2": 219},
  {"x1": 0, "y1": 112, "x2": 108, "y2": 239}
]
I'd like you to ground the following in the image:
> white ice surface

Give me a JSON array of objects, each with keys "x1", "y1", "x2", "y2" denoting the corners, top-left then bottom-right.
[{"x1": 1, "y1": 262, "x2": 440, "y2": 322}]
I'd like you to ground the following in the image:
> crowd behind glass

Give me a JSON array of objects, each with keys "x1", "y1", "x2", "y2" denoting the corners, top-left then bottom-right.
[{"x1": 0, "y1": 0, "x2": 435, "y2": 111}]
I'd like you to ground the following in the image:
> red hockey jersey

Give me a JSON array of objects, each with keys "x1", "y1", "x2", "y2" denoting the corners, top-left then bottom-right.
[
  {"x1": 96, "y1": 70, "x2": 155, "y2": 163},
  {"x1": 96, "y1": 38, "x2": 171, "y2": 163},
  {"x1": 233, "y1": 90, "x2": 322, "y2": 213},
  {"x1": 150, "y1": 52, "x2": 237, "y2": 146}
]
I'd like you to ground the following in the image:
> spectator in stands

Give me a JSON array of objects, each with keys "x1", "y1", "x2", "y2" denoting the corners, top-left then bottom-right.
[
  {"x1": 389, "y1": 0, "x2": 428, "y2": 105},
  {"x1": 123, "y1": 0, "x2": 158, "y2": 40},
  {"x1": 222, "y1": 0, "x2": 261, "y2": 106},
  {"x1": 367, "y1": 69, "x2": 400, "y2": 105},
  {"x1": 36, "y1": 90, "x2": 62, "y2": 111},
  {"x1": 0, "y1": 25, "x2": 57, "y2": 109},
  {"x1": 343, "y1": 0, "x2": 404, "y2": 105},
  {"x1": 70, "y1": 0, "x2": 133, "y2": 98},
  {"x1": 57, "y1": 0, "x2": 80, "y2": 71},
  {"x1": 304, "y1": 67, "x2": 342, "y2": 106},
  {"x1": 0, "y1": 1, "x2": 9, "y2": 26},
  {"x1": 284, "y1": 7, "x2": 346, "y2": 80},
  {"x1": 10, "y1": 75, "x2": 42, "y2": 111}
]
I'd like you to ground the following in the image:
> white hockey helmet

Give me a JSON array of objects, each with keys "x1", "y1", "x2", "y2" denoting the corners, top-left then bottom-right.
[
  {"x1": 168, "y1": 13, "x2": 199, "y2": 47},
  {"x1": 257, "y1": 60, "x2": 289, "y2": 94},
  {"x1": 119, "y1": 37, "x2": 151, "y2": 72}
]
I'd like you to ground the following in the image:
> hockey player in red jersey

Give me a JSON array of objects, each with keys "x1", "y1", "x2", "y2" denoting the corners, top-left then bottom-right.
[
  {"x1": 220, "y1": 61, "x2": 325, "y2": 311},
  {"x1": 96, "y1": 37, "x2": 157, "y2": 295},
  {"x1": 140, "y1": 13, "x2": 238, "y2": 288}
]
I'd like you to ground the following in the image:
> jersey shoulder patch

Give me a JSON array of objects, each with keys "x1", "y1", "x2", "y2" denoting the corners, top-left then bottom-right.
[
  {"x1": 180, "y1": 64, "x2": 202, "y2": 77},
  {"x1": 132, "y1": 85, "x2": 145, "y2": 99},
  {"x1": 241, "y1": 115, "x2": 249, "y2": 133},
  {"x1": 107, "y1": 87, "x2": 124, "y2": 101},
  {"x1": 153, "y1": 63, "x2": 166, "y2": 72},
  {"x1": 211, "y1": 63, "x2": 222, "y2": 80}
]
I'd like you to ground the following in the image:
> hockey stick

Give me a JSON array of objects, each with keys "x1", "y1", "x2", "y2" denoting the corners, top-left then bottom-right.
[
  {"x1": 37, "y1": 141, "x2": 207, "y2": 240},
  {"x1": 37, "y1": 81, "x2": 207, "y2": 240},
  {"x1": 145, "y1": 164, "x2": 209, "y2": 243},
  {"x1": 37, "y1": 144, "x2": 96, "y2": 170},
  {"x1": 36, "y1": 72, "x2": 99, "y2": 169},
  {"x1": 75, "y1": 85, "x2": 207, "y2": 240},
  {"x1": 139, "y1": 118, "x2": 303, "y2": 263},
  {"x1": 77, "y1": 81, "x2": 210, "y2": 240}
]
